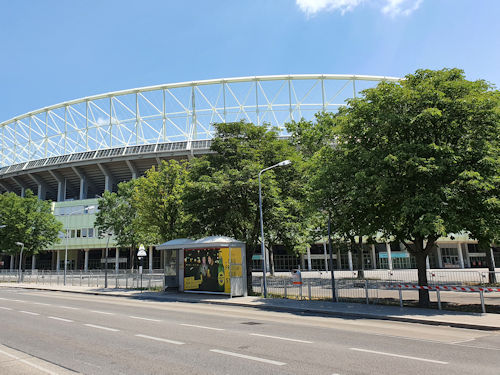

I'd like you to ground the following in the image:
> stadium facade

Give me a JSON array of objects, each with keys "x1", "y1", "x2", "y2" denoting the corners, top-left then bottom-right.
[{"x1": 0, "y1": 74, "x2": 496, "y2": 272}]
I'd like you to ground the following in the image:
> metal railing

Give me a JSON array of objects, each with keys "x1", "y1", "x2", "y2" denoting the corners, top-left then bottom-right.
[{"x1": 0, "y1": 270, "x2": 165, "y2": 290}]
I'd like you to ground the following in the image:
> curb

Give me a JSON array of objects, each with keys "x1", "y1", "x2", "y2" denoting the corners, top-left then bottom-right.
[{"x1": 2, "y1": 285, "x2": 499, "y2": 332}]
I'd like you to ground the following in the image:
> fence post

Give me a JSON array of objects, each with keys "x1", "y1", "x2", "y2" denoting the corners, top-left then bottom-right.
[
  {"x1": 479, "y1": 290, "x2": 486, "y2": 313},
  {"x1": 365, "y1": 280, "x2": 369, "y2": 305},
  {"x1": 308, "y1": 279, "x2": 312, "y2": 301},
  {"x1": 398, "y1": 286, "x2": 403, "y2": 308},
  {"x1": 284, "y1": 281, "x2": 288, "y2": 299},
  {"x1": 436, "y1": 289, "x2": 441, "y2": 310}
]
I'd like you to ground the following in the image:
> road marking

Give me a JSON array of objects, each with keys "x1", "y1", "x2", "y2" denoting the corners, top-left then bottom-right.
[
  {"x1": 350, "y1": 348, "x2": 448, "y2": 364},
  {"x1": 180, "y1": 323, "x2": 225, "y2": 331},
  {"x1": 48, "y1": 316, "x2": 74, "y2": 323},
  {"x1": 210, "y1": 349, "x2": 286, "y2": 366},
  {"x1": 128, "y1": 315, "x2": 162, "y2": 322},
  {"x1": 90, "y1": 310, "x2": 115, "y2": 315},
  {"x1": 19, "y1": 310, "x2": 40, "y2": 316},
  {"x1": 32, "y1": 302, "x2": 51, "y2": 306},
  {"x1": 0, "y1": 348, "x2": 60, "y2": 375},
  {"x1": 0, "y1": 306, "x2": 13, "y2": 310},
  {"x1": 84, "y1": 324, "x2": 120, "y2": 332},
  {"x1": 135, "y1": 334, "x2": 185, "y2": 345},
  {"x1": 57, "y1": 305, "x2": 79, "y2": 310},
  {"x1": 451, "y1": 338, "x2": 476, "y2": 344},
  {"x1": 250, "y1": 333, "x2": 313, "y2": 343}
]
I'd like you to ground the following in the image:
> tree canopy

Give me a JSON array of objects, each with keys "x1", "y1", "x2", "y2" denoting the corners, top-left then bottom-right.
[{"x1": 0, "y1": 190, "x2": 62, "y2": 264}]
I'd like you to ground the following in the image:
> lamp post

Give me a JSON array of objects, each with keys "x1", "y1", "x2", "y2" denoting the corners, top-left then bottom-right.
[
  {"x1": 15, "y1": 242, "x2": 24, "y2": 283},
  {"x1": 63, "y1": 205, "x2": 95, "y2": 286},
  {"x1": 104, "y1": 232, "x2": 112, "y2": 288},
  {"x1": 258, "y1": 160, "x2": 291, "y2": 298},
  {"x1": 137, "y1": 245, "x2": 147, "y2": 291}
]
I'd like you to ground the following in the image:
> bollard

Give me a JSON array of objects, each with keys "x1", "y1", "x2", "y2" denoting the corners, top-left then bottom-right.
[
  {"x1": 398, "y1": 286, "x2": 403, "y2": 308},
  {"x1": 479, "y1": 290, "x2": 486, "y2": 314},
  {"x1": 365, "y1": 280, "x2": 369, "y2": 305},
  {"x1": 308, "y1": 279, "x2": 312, "y2": 301},
  {"x1": 436, "y1": 289, "x2": 442, "y2": 310}
]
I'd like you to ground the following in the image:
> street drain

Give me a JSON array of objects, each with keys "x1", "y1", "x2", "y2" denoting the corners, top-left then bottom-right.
[{"x1": 241, "y1": 322, "x2": 262, "y2": 325}]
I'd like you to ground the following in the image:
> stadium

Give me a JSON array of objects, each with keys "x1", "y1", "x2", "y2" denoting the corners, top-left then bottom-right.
[{"x1": 0, "y1": 74, "x2": 494, "y2": 273}]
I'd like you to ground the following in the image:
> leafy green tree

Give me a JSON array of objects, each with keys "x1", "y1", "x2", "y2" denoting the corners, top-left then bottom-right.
[
  {"x1": 0, "y1": 190, "x2": 62, "y2": 269},
  {"x1": 329, "y1": 68, "x2": 500, "y2": 306},
  {"x1": 183, "y1": 121, "x2": 310, "y2": 291},
  {"x1": 132, "y1": 159, "x2": 189, "y2": 244},
  {"x1": 288, "y1": 113, "x2": 379, "y2": 277},
  {"x1": 95, "y1": 181, "x2": 142, "y2": 270}
]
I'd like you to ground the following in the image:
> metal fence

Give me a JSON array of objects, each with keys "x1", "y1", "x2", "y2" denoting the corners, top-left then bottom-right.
[
  {"x1": 252, "y1": 269, "x2": 500, "y2": 313},
  {"x1": 0, "y1": 270, "x2": 164, "y2": 290}
]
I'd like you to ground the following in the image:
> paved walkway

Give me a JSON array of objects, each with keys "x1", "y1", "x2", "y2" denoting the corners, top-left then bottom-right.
[{"x1": 1, "y1": 283, "x2": 499, "y2": 331}]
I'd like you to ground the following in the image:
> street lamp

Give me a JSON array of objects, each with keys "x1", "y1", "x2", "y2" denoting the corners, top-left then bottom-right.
[
  {"x1": 258, "y1": 160, "x2": 291, "y2": 298},
  {"x1": 63, "y1": 205, "x2": 95, "y2": 285},
  {"x1": 15, "y1": 242, "x2": 24, "y2": 283},
  {"x1": 137, "y1": 245, "x2": 147, "y2": 291},
  {"x1": 103, "y1": 232, "x2": 112, "y2": 288}
]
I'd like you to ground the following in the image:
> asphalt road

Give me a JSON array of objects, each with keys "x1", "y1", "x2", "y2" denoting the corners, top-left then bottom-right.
[{"x1": 0, "y1": 288, "x2": 499, "y2": 375}]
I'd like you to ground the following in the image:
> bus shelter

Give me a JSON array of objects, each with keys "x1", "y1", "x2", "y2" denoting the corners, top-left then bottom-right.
[{"x1": 156, "y1": 236, "x2": 247, "y2": 297}]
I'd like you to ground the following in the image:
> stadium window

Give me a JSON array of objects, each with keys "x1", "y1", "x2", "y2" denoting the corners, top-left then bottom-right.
[
  {"x1": 76, "y1": 229, "x2": 81, "y2": 238},
  {"x1": 88, "y1": 228, "x2": 94, "y2": 238},
  {"x1": 71, "y1": 230, "x2": 76, "y2": 238},
  {"x1": 81, "y1": 228, "x2": 87, "y2": 238}
]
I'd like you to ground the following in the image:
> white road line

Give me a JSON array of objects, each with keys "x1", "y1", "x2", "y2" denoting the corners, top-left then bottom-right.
[
  {"x1": 250, "y1": 333, "x2": 313, "y2": 344},
  {"x1": 180, "y1": 323, "x2": 225, "y2": 331},
  {"x1": 84, "y1": 324, "x2": 120, "y2": 332},
  {"x1": 451, "y1": 338, "x2": 476, "y2": 344},
  {"x1": 57, "y1": 305, "x2": 79, "y2": 310},
  {"x1": 48, "y1": 316, "x2": 74, "y2": 323},
  {"x1": 90, "y1": 310, "x2": 115, "y2": 315},
  {"x1": 210, "y1": 349, "x2": 286, "y2": 366},
  {"x1": 128, "y1": 316, "x2": 162, "y2": 322},
  {"x1": 32, "y1": 302, "x2": 51, "y2": 306},
  {"x1": 19, "y1": 310, "x2": 40, "y2": 316},
  {"x1": 135, "y1": 334, "x2": 185, "y2": 345},
  {"x1": 350, "y1": 348, "x2": 448, "y2": 364},
  {"x1": 0, "y1": 306, "x2": 13, "y2": 310},
  {"x1": 0, "y1": 348, "x2": 59, "y2": 375}
]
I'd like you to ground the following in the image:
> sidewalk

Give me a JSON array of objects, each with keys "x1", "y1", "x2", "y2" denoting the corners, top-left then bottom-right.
[{"x1": 1, "y1": 283, "x2": 499, "y2": 331}]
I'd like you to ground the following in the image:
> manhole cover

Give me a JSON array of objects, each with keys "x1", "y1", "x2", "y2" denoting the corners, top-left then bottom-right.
[{"x1": 241, "y1": 322, "x2": 262, "y2": 325}]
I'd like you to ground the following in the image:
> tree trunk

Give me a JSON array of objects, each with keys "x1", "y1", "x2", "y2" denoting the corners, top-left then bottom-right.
[
  {"x1": 269, "y1": 245, "x2": 275, "y2": 276},
  {"x1": 415, "y1": 252, "x2": 430, "y2": 307},
  {"x1": 357, "y1": 237, "x2": 364, "y2": 279}
]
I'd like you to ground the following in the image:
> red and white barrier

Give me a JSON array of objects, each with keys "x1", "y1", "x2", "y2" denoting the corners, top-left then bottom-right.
[{"x1": 381, "y1": 284, "x2": 500, "y2": 293}]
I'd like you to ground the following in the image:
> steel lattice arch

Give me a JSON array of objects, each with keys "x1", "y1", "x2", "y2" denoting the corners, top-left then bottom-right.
[{"x1": 0, "y1": 74, "x2": 400, "y2": 200}]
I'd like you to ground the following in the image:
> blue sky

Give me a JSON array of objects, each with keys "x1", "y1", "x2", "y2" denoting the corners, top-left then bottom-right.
[{"x1": 1, "y1": 0, "x2": 499, "y2": 122}]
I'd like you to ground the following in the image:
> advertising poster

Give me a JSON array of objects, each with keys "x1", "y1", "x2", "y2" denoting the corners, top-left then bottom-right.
[{"x1": 184, "y1": 248, "x2": 228, "y2": 293}]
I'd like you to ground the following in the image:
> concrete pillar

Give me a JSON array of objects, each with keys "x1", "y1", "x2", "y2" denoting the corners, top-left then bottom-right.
[
  {"x1": 10, "y1": 255, "x2": 14, "y2": 271},
  {"x1": 149, "y1": 246, "x2": 153, "y2": 273},
  {"x1": 37, "y1": 184, "x2": 47, "y2": 199},
  {"x1": 20, "y1": 187, "x2": 26, "y2": 197},
  {"x1": 98, "y1": 164, "x2": 114, "y2": 192},
  {"x1": 385, "y1": 243, "x2": 393, "y2": 270},
  {"x1": 79, "y1": 176, "x2": 88, "y2": 200},
  {"x1": 31, "y1": 255, "x2": 36, "y2": 270},
  {"x1": 347, "y1": 251, "x2": 353, "y2": 271},
  {"x1": 160, "y1": 250, "x2": 165, "y2": 271},
  {"x1": 457, "y1": 243, "x2": 465, "y2": 269},
  {"x1": 56, "y1": 251, "x2": 60, "y2": 272},
  {"x1": 323, "y1": 242, "x2": 328, "y2": 271},
  {"x1": 462, "y1": 243, "x2": 470, "y2": 268},
  {"x1": 436, "y1": 246, "x2": 443, "y2": 268},
  {"x1": 371, "y1": 244, "x2": 377, "y2": 269},
  {"x1": 84, "y1": 249, "x2": 89, "y2": 271},
  {"x1": 306, "y1": 246, "x2": 312, "y2": 271},
  {"x1": 115, "y1": 248, "x2": 119, "y2": 273}
]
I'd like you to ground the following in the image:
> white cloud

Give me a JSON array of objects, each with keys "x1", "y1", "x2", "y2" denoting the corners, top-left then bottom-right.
[
  {"x1": 296, "y1": 0, "x2": 364, "y2": 16},
  {"x1": 296, "y1": 0, "x2": 423, "y2": 17},
  {"x1": 381, "y1": 0, "x2": 423, "y2": 17}
]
